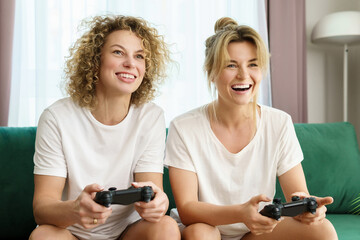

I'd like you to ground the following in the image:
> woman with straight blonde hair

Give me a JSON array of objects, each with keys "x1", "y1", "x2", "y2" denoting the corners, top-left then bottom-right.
[{"x1": 165, "y1": 17, "x2": 337, "y2": 240}]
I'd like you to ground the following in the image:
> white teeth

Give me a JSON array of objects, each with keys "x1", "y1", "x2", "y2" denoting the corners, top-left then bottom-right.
[
  {"x1": 118, "y1": 73, "x2": 135, "y2": 79},
  {"x1": 232, "y1": 84, "x2": 250, "y2": 90}
]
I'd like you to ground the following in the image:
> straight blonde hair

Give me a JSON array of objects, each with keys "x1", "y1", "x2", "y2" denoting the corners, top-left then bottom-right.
[{"x1": 204, "y1": 17, "x2": 269, "y2": 124}]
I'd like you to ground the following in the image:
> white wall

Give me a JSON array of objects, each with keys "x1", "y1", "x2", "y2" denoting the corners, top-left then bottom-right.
[{"x1": 306, "y1": 0, "x2": 360, "y2": 144}]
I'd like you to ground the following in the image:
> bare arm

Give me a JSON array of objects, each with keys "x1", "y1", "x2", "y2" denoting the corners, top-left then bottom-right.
[
  {"x1": 33, "y1": 175, "x2": 77, "y2": 228},
  {"x1": 33, "y1": 174, "x2": 111, "y2": 229},
  {"x1": 278, "y1": 163, "x2": 333, "y2": 224},
  {"x1": 278, "y1": 163, "x2": 309, "y2": 201}
]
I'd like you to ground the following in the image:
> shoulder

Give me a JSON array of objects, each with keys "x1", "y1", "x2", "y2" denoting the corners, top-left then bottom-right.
[
  {"x1": 170, "y1": 105, "x2": 207, "y2": 130},
  {"x1": 45, "y1": 97, "x2": 80, "y2": 115},
  {"x1": 38, "y1": 97, "x2": 85, "y2": 130},
  {"x1": 261, "y1": 105, "x2": 293, "y2": 125},
  {"x1": 129, "y1": 102, "x2": 166, "y2": 134},
  {"x1": 132, "y1": 102, "x2": 164, "y2": 122},
  {"x1": 259, "y1": 105, "x2": 295, "y2": 137},
  {"x1": 39, "y1": 97, "x2": 75, "y2": 121},
  {"x1": 135, "y1": 102, "x2": 164, "y2": 114}
]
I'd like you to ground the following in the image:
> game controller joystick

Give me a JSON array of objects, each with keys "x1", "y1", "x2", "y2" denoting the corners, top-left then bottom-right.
[
  {"x1": 94, "y1": 186, "x2": 155, "y2": 207},
  {"x1": 259, "y1": 196, "x2": 318, "y2": 220}
]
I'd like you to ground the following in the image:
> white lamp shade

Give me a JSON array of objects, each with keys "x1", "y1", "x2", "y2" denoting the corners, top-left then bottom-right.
[{"x1": 311, "y1": 11, "x2": 360, "y2": 45}]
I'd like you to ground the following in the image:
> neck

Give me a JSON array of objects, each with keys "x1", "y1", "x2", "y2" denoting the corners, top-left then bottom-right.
[
  {"x1": 210, "y1": 100, "x2": 255, "y2": 129},
  {"x1": 91, "y1": 93, "x2": 131, "y2": 125}
]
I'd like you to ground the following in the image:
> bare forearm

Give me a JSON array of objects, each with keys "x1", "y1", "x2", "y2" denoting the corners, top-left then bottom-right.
[
  {"x1": 279, "y1": 164, "x2": 309, "y2": 202},
  {"x1": 33, "y1": 198, "x2": 78, "y2": 228},
  {"x1": 178, "y1": 201, "x2": 244, "y2": 226}
]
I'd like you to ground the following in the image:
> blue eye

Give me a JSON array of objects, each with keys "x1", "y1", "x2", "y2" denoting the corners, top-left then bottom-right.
[
  {"x1": 113, "y1": 50, "x2": 124, "y2": 55},
  {"x1": 227, "y1": 64, "x2": 237, "y2": 68},
  {"x1": 136, "y1": 54, "x2": 145, "y2": 59}
]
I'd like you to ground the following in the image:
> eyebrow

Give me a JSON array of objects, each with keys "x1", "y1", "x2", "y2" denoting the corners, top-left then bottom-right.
[
  {"x1": 110, "y1": 44, "x2": 144, "y2": 53},
  {"x1": 229, "y1": 58, "x2": 258, "y2": 63}
]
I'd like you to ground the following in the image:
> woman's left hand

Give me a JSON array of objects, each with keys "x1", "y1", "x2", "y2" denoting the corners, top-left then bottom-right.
[
  {"x1": 291, "y1": 192, "x2": 333, "y2": 225},
  {"x1": 132, "y1": 181, "x2": 169, "y2": 223}
]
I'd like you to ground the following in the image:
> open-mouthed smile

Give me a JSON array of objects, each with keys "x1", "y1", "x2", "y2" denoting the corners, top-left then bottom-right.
[
  {"x1": 116, "y1": 72, "x2": 137, "y2": 83},
  {"x1": 231, "y1": 84, "x2": 252, "y2": 92}
]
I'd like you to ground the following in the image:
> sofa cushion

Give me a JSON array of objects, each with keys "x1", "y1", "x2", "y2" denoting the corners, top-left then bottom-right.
[
  {"x1": 275, "y1": 122, "x2": 360, "y2": 214},
  {"x1": 0, "y1": 127, "x2": 37, "y2": 239},
  {"x1": 326, "y1": 214, "x2": 360, "y2": 240}
]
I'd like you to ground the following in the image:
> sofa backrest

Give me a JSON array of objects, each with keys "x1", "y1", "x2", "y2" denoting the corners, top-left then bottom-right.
[
  {"x1": 275, "y1": 122, "x2": 360, "y2": 214},
  {"x1": 0, "y1": 127, "x2": 37, "y2": 239}
]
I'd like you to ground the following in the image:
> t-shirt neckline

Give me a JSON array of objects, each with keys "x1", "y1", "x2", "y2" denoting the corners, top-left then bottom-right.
[
  {"x1": 83, "y1": 105, "x2": 134, "y2": 129},
  {"x1": 202, "y1": 104, "x2": 263, "y2": 156}
]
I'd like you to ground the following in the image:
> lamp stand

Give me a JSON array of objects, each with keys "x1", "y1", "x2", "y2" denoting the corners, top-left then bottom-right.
[{"x1": 343, "y1": 44, "x2": 348, "y2": 122}]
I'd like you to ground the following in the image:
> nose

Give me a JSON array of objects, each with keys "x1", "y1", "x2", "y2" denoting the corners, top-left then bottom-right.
[
  {"x1": 123, "y1": 56, "x2": 136, "y2": 68},
  {"x1": 237, "y1": 66, "x2": 249, "y2": 79}
]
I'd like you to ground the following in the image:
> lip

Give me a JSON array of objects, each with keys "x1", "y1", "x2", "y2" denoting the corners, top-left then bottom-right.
[
  {"x1": 231, "y1": 83, "x2": 253, "y2": 94},
  {"x1": 115, "y1": 72, "x2": 137, "y2": 83}
]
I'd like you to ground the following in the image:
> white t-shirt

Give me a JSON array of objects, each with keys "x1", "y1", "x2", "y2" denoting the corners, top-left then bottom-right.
[
  {"x1": 34, "y1": 97, "x2": 165, "y2": 240},
  {"x1": 165, "y1": 104, "x2": 303, "y2": 238}
]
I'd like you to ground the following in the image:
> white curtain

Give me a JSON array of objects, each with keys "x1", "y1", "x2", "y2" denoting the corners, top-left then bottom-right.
[{"x1": 9, "y1": 0, "x2": 271, "y2": 126}]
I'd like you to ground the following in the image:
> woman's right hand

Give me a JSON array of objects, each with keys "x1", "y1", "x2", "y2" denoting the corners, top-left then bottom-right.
[
  {"x1": 74, "y1": 184, "x2": 113, "y2": 229},
  {"x1": 242, "y1": 194, "x2": 281, "y2": 235}
]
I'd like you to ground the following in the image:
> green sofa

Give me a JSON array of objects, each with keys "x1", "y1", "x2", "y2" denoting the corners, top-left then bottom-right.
[{"x1": 1, "y1": 122, "x2": 360, "y2": 239}]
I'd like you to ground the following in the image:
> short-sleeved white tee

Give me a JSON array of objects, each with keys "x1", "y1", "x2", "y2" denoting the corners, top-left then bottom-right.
[
  {"x1": 34, "y1": 97, "x2": 165, "y2": 240},
  {"x1": 165, "y1": 104, "x2": 303, "y2": 238}
]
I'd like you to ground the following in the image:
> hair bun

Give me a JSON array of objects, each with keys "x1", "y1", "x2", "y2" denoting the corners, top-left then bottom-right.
[{"x1": 214, "y1": 17, "x2": 238, "y2": 33}]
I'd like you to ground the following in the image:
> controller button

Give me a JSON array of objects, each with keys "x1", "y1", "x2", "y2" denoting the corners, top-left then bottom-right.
[
  {"x1": 292, "y1": 196, "x2": 300, "y2": 201},
  {"x1": 273, "y1": 198, "x2": 282, "y2": 204}
]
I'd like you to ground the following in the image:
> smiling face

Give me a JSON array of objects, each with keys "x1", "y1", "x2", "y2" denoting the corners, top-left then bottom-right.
[
  {"x1": 97, "y1": 30, "x2": 146, "y2": 99},
  {"x1": 214, "y1": 41, "x2": 262, "y2": 107}
]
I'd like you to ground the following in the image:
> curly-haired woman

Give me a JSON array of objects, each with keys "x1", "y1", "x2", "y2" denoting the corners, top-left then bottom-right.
[{"x1": 29, "y1": 15, "x2": 180, "y2": 240}]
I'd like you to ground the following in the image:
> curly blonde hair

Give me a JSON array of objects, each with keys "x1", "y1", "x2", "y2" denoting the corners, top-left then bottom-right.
[{"x1": 64, "y1": 15, "x2": 170, "y2": 109}]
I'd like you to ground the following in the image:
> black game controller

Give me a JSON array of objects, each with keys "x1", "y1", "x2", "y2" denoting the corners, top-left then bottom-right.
[
  {"x1": 259, "y1": 196, "x2": 318, "y2": 220},
  {"x1": 94, "y1": 186, "x2": 155, "y2": 207}
]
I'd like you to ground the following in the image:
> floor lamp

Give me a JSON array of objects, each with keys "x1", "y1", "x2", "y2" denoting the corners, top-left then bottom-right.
[{"x1": 311, "y1": 11, "x2": 360, "y2": 122}]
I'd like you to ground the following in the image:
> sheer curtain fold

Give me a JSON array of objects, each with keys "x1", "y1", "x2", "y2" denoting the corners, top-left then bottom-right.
[
  {"x1": 0, "y1": 0, "x2": 16, "y2": 126},
  {"x1": 9, "y1": 0, "x2": 271, "y2": 126},
  {"x1": 268, "y1": 0, "x2": 308, "y2": 123}
]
